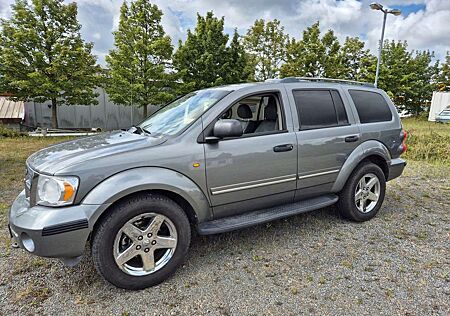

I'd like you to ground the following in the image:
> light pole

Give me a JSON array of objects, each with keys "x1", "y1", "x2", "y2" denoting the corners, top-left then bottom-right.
[{"x1": 370, "y1": 2, "x2": 401, "y2": 87}]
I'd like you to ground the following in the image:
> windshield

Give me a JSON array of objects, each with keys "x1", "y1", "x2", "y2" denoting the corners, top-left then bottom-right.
[{"x1": 138, "y1": 89, "x2": 230, "y2": 136}]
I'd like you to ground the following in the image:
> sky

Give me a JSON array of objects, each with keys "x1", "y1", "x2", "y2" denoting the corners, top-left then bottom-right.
[{"x1": 0, "y1": 0, "x2": 449, "y2": 65}]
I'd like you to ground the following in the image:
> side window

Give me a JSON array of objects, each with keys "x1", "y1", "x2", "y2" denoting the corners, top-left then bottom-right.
[
  {"x1": 293, "y1": 90, "x2": 348, "y2": 130},
  {"x1": 349, "y1": 90, "x2": 392, "y2": 123},
  {"x1": 218, "y1": 93, "x2": 284, "y2": 135}
]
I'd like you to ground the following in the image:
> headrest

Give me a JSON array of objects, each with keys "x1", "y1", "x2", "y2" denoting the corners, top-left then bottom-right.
[
  {"x1": 265, "y1": 97, "x2": 278, "y2": 121},
  {"x1": 237, "y1": 104, "x2": 253, "y2": 119}
]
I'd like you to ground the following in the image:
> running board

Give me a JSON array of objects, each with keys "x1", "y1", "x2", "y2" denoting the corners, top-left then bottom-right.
[{"x1": 197, "y1": 194, "x2": 338, "y2": 235}]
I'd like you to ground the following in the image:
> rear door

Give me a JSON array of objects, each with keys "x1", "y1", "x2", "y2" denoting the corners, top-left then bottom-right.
[{"x1": 286, "y1": 87, "x2": 361, "y2": 198}]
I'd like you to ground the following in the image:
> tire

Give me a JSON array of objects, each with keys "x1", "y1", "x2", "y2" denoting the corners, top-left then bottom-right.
[
  {"x1": 91, "y1": 193, "x2": 191, "y2": 290},
  {"x1": 337, "y1": 162, "x2": 386, "y2": 222}
]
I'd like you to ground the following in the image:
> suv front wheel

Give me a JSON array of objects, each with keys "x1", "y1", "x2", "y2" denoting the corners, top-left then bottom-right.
[
  {"x1": 91, "y1": 193, "x2": 191, "y2": 290},
  {"x1": 337, "y1": 162, "x2": 386, "y2": 222}
]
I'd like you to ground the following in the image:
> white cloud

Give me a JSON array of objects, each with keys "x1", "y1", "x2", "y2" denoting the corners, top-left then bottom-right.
[{"x1": 0, "y1": 0, "x2": 449, "y2": 64}]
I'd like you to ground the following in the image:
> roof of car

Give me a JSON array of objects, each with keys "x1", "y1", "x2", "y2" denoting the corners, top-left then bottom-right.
[{"x1": 208, "y1": 77, "x2": 377, "y2": 93}]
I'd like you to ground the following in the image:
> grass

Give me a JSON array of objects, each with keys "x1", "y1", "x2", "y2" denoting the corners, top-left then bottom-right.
[{"x1": 402, "y1": 117, "x2": 450, "y2": 165}]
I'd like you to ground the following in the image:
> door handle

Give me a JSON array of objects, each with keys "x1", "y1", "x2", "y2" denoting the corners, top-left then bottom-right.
[
  {"x1": 344, "y1": 135, "x2": 359, "y2": 143},
  {"x1": 273, "y1": 144, "x2": 294, "y2": 152}
]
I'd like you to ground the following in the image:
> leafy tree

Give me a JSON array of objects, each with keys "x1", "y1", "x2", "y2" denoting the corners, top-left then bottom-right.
[
  {"x1": 224, "y1": 29, "x2": 252, "y2": 84},
  {"x1": 337, "y1": 36, "x2": 375, "y2": 81},
  {"x1": 244, "y1": 19, "x2": 288, "y2": 81},
  {"x1": 173, "y1": 12, "x2": 230, "y2": 91},
  {"x1": 437, "y1": 52, "x2": 450, "y2": 91},
  {"x1": 106, "y1": 0, "x2": 175, "y2": 117},
  {"x1": 321, "y1": 29, "x2": 341, "y2": 78},
  {"x1": 367, "y1": 41, "x2": 438, "y2": 115},
  {"x1": 281, "y1": 22, "x2": 341, "y2": 78},
  {"x1": 0, "y1": 0, "x2": 100, "y2": 128}
]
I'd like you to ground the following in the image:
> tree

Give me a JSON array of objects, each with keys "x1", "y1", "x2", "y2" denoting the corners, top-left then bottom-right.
[
  {"x1": 0, "y1": 0, "x2": 100, "y2": 128},
  {"x1": 337, "y1": 36, "x2": 375, "y2": 81},
  {"x1": 281, "y1": 22, "x2": 341, "y2": 78},
  {"x1": 173, "y1": 12, "x2": 230, "y2": 91},
  {"x1": 244, "y1": 19, "x2": 288, "y2": 81},
  {"x1": 405, "y1": 50, "x2": 439, "y2": 115},
  {"x1": 437, "y1": 52, "x2": 450, "y2": 91},
  {"x1": 224, "y1": 29, "x2": 252, "y2": 84},
  {"x1": 106, "y1": 0, "x2": 175, "y2": 117},
  {"x1": 367, "y1": 40, "x2": 438, "y2": 115}
]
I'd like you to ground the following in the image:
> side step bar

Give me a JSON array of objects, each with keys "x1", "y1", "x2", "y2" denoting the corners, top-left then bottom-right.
[{"x1": 197, "y1": 194, "x2": 338, "y2": 235}]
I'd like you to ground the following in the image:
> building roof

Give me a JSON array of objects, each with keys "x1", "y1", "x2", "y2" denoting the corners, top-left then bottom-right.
[{"x1": 0, "y1": 97, "x2": 24, "y2": 120}]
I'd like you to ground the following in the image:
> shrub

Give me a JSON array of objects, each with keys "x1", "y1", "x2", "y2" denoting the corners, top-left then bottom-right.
[{"x1": 0, "y1": 124, "x2": 26, "y2": 138}]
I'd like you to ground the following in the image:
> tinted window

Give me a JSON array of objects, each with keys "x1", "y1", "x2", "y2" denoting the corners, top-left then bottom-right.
[
  {"x1": 293, "y1": 90, "x2": 336, "y2": 129},
  {"x1": 349, "y1": 90, "x2": 392, "y2": 123},
  {"x1": 331, "y1": 90, "x2": 348, "y2": 125},
  {"x1": 293, "y1": 90, "x2": 349, "y2": 130}
]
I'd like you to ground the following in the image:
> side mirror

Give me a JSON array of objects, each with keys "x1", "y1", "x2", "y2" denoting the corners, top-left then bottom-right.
[{"x1": 205, "y1": 119, "x2": 243, "y2": 142}]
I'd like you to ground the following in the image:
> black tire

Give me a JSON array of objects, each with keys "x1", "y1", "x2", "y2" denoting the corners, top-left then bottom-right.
[
  {"x1": 337, "y1": 162, "x2": 386, "y2": 222},
  {"x1": 91, "y1": 193, "x2": 191, "y2": 290}
]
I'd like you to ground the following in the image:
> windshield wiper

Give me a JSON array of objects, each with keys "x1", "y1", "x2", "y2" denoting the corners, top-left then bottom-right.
[{"x1": 129, "y1": 125, "x2": 151, "y2": 135}]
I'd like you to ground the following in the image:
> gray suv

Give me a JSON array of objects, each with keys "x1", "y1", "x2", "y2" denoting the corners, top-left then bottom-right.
[{"x1": 9, "y1": 78, "x2": 407, "y2": 289}]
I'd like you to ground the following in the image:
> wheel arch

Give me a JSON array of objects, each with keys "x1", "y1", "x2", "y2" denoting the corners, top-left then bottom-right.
[
  {"x1": 332, "y1": 140, "x2": 391, "y2": 192},
  {"x1": 82, "y1": 167, "x2": 212, "y2": 231}
]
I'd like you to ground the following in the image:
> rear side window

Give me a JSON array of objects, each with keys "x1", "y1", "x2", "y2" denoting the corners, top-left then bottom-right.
[
  {"x1": 293, "y1": 90, "x2": 349, "y2": 130},
  {"x1": 349, "y1": 90, "x2": 392, "y2": 123}
]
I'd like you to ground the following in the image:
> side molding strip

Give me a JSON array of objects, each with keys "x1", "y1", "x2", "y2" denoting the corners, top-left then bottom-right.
[
  {"x1": 298, "y1": 169, "x2": 340, "y2": 180},
  {"x1": 211, "y1": 174, "x2": 297, "y2": 195}
]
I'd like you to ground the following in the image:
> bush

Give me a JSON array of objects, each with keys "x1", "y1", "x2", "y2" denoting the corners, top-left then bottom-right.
[{"x1": 0, "y1": 124, "x2": 26, "y2": 138}]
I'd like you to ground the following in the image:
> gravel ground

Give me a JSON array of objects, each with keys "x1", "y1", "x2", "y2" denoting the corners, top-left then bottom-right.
[{"x1": 0, "y1": 161, "x2": 449, "y2": 315}]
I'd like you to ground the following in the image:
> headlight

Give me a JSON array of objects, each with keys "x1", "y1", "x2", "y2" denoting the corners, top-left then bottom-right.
[{"x1": 36, "y1": 175, "x2": 79, "y2": 206}]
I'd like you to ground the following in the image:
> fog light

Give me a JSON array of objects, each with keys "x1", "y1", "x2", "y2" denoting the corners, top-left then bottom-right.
[{"x1": 21, "y1": 233, "x2": 35, "y2": 253}]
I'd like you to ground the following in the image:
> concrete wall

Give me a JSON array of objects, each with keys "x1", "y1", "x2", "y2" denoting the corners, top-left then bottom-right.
[{"x1": 24, "y1": 88, "x2": 158, "y2": 131}]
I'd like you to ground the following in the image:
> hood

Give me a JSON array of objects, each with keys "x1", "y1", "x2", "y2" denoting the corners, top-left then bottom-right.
[{"x1": 27, "y1": 131, "x2": 167, "y2": 174}]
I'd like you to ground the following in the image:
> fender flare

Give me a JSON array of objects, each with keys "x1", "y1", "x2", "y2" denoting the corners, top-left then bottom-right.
[
  {"x1": 332, "y1": 140, "x2": 391, "y2": 192},
  {"x1": 81, "y1": 167, "x2": 212, "y2": 225}
]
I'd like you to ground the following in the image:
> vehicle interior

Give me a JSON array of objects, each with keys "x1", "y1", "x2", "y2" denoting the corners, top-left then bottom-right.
[{"x1": 220, "y1": 93, "x2": 284, "y2": 134}]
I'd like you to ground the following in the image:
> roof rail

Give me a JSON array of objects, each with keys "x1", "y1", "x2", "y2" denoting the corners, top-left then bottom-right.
[{"x1": 266, "y1": 77, "x2": 375, "y2": 87}]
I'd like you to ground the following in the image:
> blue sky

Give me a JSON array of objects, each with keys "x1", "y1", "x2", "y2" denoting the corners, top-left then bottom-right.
[
  {"x1": 1, "y1": 0, "x2": 449, "y2": 65},
  {"x1": 395, "y1": 3, "x2": 426, "y2": 16}
]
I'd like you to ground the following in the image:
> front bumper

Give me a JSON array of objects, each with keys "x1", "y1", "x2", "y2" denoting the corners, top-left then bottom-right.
[
  {"x1": 8, "y1": 190, "x2": 105, "y2": 259},
  {"x1": 387, "y1": 158, "x2": 407, "y2": 181}
]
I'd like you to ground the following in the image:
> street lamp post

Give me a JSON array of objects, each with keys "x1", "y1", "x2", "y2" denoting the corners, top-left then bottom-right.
[{"x1": 370, "y1": 2, "x2": 401, "y2": 87}]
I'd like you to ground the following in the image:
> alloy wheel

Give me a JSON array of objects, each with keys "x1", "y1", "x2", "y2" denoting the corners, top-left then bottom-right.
[
  {"x1": 354, "y1": 173, "x2": 381, "y2": 213},
  {"x1": 113, "y1": 213, "x2": 177, "y2": 276}
]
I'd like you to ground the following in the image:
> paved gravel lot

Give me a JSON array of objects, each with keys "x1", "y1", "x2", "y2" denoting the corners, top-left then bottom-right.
[{"x1": 0, "y1": 161, "x2": 449, "y2": 315}]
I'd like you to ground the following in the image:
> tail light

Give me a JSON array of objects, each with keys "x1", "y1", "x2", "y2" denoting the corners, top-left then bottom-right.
[{"x1": 400, "y1": 130, "x2": 407, "y2": 155}]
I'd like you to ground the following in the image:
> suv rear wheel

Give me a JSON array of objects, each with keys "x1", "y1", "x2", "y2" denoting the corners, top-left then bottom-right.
[
  {"x1": 91, "y1": 193, "x2": 191, "y2": 290},
  {"x1": 337, "y1": 162, "x2": 386, "y2": 222}
]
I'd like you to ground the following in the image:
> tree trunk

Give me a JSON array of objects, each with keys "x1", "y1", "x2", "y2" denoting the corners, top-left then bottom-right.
[
  {"x1": 51, "y1": 98, "x2": 58, "y2": 129},
  {"x1": 143, "y1": 105, "x2": 148, "y2": 118}
]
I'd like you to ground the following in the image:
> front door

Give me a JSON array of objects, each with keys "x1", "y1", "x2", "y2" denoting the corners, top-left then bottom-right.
[{"x1": 203, "y1": 93, "x2": 298, "y2": 218}]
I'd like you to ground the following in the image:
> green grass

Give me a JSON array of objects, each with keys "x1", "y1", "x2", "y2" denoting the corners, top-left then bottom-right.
[{"x1": 402, "y1": 117, "x2": 450, "y2": 165}]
